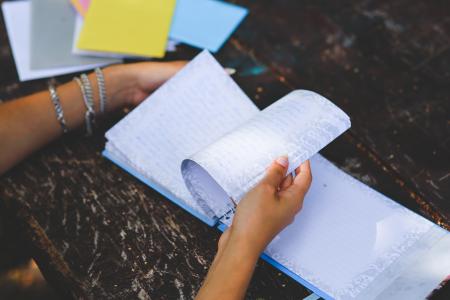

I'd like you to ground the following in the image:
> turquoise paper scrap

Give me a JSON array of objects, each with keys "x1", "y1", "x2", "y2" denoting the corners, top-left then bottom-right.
[{"x1": 170, "y1": 0, "x2": 248, "y2": 52}]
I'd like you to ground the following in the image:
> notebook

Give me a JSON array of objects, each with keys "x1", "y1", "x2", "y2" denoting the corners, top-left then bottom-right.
[
  {"x1": 76, "y1": 0, "x2": 176, "y2": 58},
  {"x1": 104, "y1": 51, "x2": 449, "y2": 299}
]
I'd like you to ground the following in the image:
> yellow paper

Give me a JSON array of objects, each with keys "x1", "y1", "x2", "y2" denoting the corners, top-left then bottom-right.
[{"x1": 77, "y1": 0, "x2": 176, "y2": 58}]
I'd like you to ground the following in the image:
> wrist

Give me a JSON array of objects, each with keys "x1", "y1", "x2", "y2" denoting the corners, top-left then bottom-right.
[
  {"x1": 101, "y1": 64, "x2": 137, "y2": 110},
  {"x1": 225, "y1": 229, "x2": 264, "y2": 262}
]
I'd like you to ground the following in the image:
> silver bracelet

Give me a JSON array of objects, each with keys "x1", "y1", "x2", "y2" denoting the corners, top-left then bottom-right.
[
  {"x1": 95, "y1": 68, "x2": 107, "y2": 114},
  {"x1": 81, "y1": 74, "x2": 96, "y2": 134},
  {"x1": 48, "y1": 83, "x2": 69, "y2": 134},
  {"x1": 80, "y1": 74, "x2": 95, "y2": 112},
  {"x1": 74, "y1": 76, "x2": 95, "y2": 136}
]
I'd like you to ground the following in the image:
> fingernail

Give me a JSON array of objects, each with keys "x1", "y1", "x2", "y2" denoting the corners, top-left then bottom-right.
[{"x1": 275, "y1": 156, "x2": 289, "y2": 168}]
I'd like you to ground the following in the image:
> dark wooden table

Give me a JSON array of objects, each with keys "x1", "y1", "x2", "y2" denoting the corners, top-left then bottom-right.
[{"x1": 1, "y1": 0, "x2": 449, "y2": 299}]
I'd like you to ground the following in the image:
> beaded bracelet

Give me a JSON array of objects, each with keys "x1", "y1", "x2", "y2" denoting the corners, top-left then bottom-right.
[{"x1": 48, "y1": 83, "x2": 69, "y2": 134}]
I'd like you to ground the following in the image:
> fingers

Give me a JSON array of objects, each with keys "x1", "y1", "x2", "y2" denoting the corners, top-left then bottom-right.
[
  {"x1": 156, "y1": 61, "x2": 187, "y2": 80},
  {"x1": 279, "y1": 174, "x2": 293, "y2": 191},
  {"x1": 160, "y1": 60, "x2": 187, "y2": 75},
  {"x1": 291, "y1": 160, "x2": 312, "y2": 196},
  {"x1": 280, "y1": 160, "x2": 312, "y2": 211},
  {"x1": 135, "y1": 60, "x2": 187, "y2": 89},
  {"x1": 261, "y1": 156, "x2": 289, "y2": 190}
]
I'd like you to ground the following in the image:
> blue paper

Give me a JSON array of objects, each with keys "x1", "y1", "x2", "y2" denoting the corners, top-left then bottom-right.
[{"x1": 170, "y1": 0, "x2": 248, "y2": 52}]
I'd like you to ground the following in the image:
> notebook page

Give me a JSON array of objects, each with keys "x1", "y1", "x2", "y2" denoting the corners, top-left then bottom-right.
[
  {"x1": 223, "y1": 154, "x2": 440, "y2": 299},
  {"x1": 105, "y1": 51, "x2": 258, "y2": 218},
  {"x1": 266, "y1": 154, "x2": 439, "y2": 299},
  {"x1": 182, "y1": 90, "x2": 351, "y2": 218}
]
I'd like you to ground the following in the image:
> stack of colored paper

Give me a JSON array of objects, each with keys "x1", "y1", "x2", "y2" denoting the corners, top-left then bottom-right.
[
  {"x1": 72, "y1": 0, "x2": 249, "y2": 58},
  {"x1": 1, "y1": 0, "x2": 248, "y2": 82},
  {"x1": 75, "y1": 0, "x2": 176, "y2": 58},
  {"x1": 2, "y1": 0, "x2": 121, "y2": 81}
]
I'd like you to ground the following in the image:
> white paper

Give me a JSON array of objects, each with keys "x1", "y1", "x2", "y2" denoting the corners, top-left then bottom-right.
[
  {"x1": 261, "y1": 154, "x2": 436, "y2": 299},
  {"x1": 2, "y1": 1, "x2": 119, "y2": 82},
  {"x1": 182, "y1": 90, "x2": 351, "y2": 218},
  {"x1": 373, "y1": 232, "x2": 450, "y2": 300},
  {"x1": 105, "y1": 50, "x2": 258, "y2": 216}
]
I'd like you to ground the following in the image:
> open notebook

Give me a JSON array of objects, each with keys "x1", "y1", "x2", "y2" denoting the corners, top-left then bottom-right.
[{"x1": 104, "y1": 51, "x2": 449, "y2": 299}]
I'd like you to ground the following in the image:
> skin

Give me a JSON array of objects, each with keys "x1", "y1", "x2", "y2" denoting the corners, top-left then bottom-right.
[
  {"x1": 196, "y1": 157, "x2": 312, "y2": 299},
  {"x1": 0, "y1": 61, "x2": 312, "y2": 298},
  {"x1": 0, "y1": 61, "x2": 186, "y2": 175}
]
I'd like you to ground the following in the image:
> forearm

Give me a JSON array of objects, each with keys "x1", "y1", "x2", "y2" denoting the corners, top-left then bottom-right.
[
  {"x1": 196, "y1": 233, "x2": 260, "y2": 300},
  {"x1": 0, "y1": 61, "x2": 186, "y2": 175},
  {"x1": 0, "y1": 71, "x2": 113, "y2": 175}
]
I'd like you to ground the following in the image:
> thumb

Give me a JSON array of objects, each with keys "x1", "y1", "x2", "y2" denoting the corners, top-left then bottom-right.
[{"x1": 261, "y1": 156, "x2": 289, "y2": 189}]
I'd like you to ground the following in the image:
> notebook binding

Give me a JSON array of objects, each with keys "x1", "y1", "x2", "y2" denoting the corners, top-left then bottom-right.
[{"x1": 220, "y1": 206, "x2": 236, "y2": 221}]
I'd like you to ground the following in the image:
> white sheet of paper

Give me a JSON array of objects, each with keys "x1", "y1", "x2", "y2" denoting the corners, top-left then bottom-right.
[
  {"x1": 105, "y1": 51, "x2": 259, "y2": 216},
  {"x1": 2, "y1": 1, "x2": 119, "y2": 82},
  {"x1": 182, "y1": 90, "x2": 351, "y2": 218},
  {"x1": 260, "y1": 154, "x2": 439, "y2": 299}
]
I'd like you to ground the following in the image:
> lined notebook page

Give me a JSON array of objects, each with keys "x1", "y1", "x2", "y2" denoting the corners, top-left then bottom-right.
[
  {"x1": 105, "y1": 51, "x2": 258, "y2": 216},
  {"x1": 217, "y1": 154, "x2": 437, "y2": 299},
  {"x1": 182, "y1": 91, "x2": 350, "y2": 218}
]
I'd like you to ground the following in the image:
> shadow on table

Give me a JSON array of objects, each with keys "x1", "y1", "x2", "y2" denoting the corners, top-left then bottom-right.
[{"x1": 0, "y1": 259, "x2": 60, "y2": 300}]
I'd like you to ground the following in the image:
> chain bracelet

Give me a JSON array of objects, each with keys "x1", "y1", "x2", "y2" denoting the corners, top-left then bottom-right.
[
  {"x1": 74, "y1": 76, "x2": 95, "y2": 136},
  {"x1": 95, "y1": 68, "x2": 107, "y2": 114},
  {"x1": 48, "y1": 83, "x2": 69, "y2": 134}
]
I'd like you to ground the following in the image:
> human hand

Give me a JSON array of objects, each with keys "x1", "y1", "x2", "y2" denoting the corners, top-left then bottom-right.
[
  {"x1": 94, "y1": 61, "x2": 186, "y2": 112},
  {"x1": 197, "y1": 158, "x2": 310, "y2": 299},
  {"x1": 219, "y1": 157, "x2": 312, "y2": 258}
]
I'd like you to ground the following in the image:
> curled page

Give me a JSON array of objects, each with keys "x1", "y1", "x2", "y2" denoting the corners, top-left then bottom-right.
[
  {"x1": 182, "y1": 90, "x2": 351, "y2": 218},
  {"x1": 106, "y1": 50, "x2": 258, "y2": 222}
]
